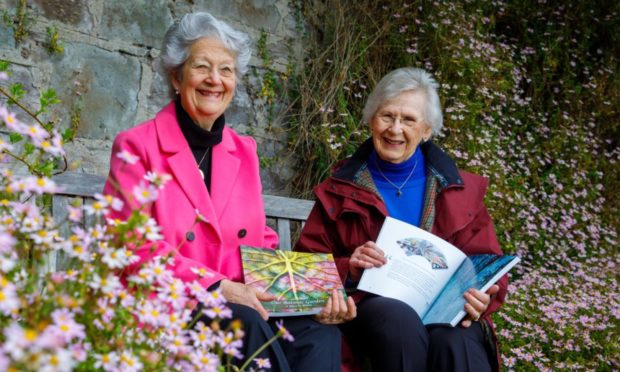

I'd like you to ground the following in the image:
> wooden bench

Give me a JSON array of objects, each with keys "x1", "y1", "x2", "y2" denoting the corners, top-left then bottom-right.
[{"x1": 49, "y1": 171, "x2": 315, "y2": 269}]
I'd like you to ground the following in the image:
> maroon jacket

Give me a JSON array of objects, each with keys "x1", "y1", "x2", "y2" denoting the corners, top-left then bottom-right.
[{"x1": 295, "y1": 139, "x2": 506, "y2": 370}]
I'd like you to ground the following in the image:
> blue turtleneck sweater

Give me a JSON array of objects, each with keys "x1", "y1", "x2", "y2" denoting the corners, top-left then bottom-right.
[{"x1": 368, "y1": 147, "x2": 426, "y2": 226}]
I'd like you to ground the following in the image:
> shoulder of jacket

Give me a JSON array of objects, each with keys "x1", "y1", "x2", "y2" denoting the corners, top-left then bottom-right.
[
  {"x1": 458, "y1": 170, "x2": 489, "y2": 194},
  {"x1": 439, "y1": 170, "x2": 489, "y2": 210},
  {"x1": 113, "y1": 118, "x2": 157, "y2": 145},
  {"x1": 223, "y1": 126, "x2": 257, "y2": 152}
]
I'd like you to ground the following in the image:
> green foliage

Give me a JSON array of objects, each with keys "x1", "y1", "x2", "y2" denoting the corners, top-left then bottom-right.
[
  {"x1": 37, "y1": 88, "x2": 61, "y2": 115},
  {"x1": 0, "y1": 64, "x2": 68, "y2": 176},
  {"x1": 45, "y1": 25, "x2": 64, "y2": 54},
  {"x1": 2, "y1": 0, "x2": 33, "y2": 44}
]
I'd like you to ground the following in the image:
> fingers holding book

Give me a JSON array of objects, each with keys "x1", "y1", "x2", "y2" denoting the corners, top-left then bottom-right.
[
  {"x1": 315, "y1": 290, "x2": 357, "y2": 324},
  {"x1": 460, "y1": 285, "x2": 500, "y2": 328},
  {"x1": 349, "y1": 241, "x2": 388, "y2": 282}
]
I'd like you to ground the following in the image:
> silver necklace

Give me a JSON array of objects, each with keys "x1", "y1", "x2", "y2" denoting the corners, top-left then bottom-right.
[
  {"x1": 197, "y1": 147, "x2": 211, "y2": 180},
  {"x1": 374, "y1": 157, "x2": 418, "y2": 198}
]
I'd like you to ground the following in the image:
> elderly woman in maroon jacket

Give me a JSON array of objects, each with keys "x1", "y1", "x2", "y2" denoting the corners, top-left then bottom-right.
[{"x1": 295, "y1": 67, "x2": 507, "y2": 372}]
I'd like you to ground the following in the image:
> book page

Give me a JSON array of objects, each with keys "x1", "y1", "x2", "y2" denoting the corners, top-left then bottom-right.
[{"x1": 357, "y1": 217, "x2": 467, "y2": 317}]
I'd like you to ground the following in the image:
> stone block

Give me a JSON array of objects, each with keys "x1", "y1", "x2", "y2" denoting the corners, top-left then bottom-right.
[
  {"x1": 99, "y1": 0, "x2": 173, "y2": 48},
  {"x1": 31, "y1": 0, "x2": 95, "y2": 33},
  {"x1": 48, "y1": 42, "x2": 141, "y2": 141},
  {"x1": 188, "y1": 0, "x2": 281, "y2": 34}
]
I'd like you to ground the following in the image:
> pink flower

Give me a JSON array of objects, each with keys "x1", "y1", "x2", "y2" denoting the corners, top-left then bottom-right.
[
  {"x1": 218, "y1": 331, "x2": 243, "y2": 359},
  {"x1": 202, "y1": 304, "x2": 233, "y2": 319},
  {"x1": 144, "y1": 171, "x2": 172, "y2": 189},
  {"x1": 50, "y1": 308, "x2": 85, "y2": 343},
  {"x1": 25, "y1": 123, "x2": 50, "y2": 141},
  {"x1": 254, "y1": 358, "x2": 272, "y2": 369},
  {"x1": 276, "y1": 319, "x2": 295, "y2": 342},
  {"x1": 0, "y1": 278, "x2": 19, "y2": 315},
  {"x1": 133, "y1": 182, "x2": 159, "y2": 204},
  {"x1": 66, "y1": 205, "x2": 82, "y2": 222},
  {"x1": 189, "y1": 350, "x2": 219, "y2": 370}
]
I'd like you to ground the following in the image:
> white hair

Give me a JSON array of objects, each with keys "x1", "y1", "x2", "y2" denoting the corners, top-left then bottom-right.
[
  {"x1": 160, "y1": 12, "x2": 251, "y2": 85},
  {"x1": 362, "y1": 67, "x2": 443, "y2": 136}
]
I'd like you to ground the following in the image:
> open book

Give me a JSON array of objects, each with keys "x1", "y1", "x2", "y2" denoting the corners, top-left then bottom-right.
[
  {"x1": 358, "y1": 217, "x2": 519, "y2": 326},
  {"x1": 240, "y1": 246, "x2": 345, "y2": 316}
]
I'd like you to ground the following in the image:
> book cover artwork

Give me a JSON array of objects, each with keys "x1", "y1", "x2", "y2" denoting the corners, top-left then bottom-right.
[{"x1": 241, "y1": 246, "x2": 344, "y2": 316}]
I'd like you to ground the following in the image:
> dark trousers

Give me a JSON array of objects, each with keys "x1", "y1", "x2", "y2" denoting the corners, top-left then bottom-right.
[
  {"x1": 270, "y1": 316, "x2": 342, "y2": 372},
  {"x1": 341, "y1": 296, "x2": 493, "y2": 372},
  {"x1": 201, "y1": 303, "x2": 341, "y2": 372}
]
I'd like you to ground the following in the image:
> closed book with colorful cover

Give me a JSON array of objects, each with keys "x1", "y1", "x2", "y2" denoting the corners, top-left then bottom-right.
[{"x1": 240, "y1": 246, "x2": 345, "y2": 316}]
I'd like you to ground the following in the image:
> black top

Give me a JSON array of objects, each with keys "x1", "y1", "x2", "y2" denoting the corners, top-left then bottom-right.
[{"x1": 175, "y1": 99, "x2": 225, "y2": 192}]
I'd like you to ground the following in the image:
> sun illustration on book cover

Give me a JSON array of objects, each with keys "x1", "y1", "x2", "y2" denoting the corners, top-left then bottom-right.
[{"x1": 396, "y1": 238, "x2": 448, "y2": 270}]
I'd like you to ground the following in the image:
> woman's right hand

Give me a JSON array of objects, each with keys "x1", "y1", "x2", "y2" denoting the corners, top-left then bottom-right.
[
  {"x1": 220, "y1": 279, "x2": 276, "y2": 320},
  {"x1": 348, "y1": 241, "x2": 387, "y2": 282}
]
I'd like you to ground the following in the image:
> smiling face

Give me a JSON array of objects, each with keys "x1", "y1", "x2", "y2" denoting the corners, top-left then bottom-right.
[
  {"x1": 370, "y1": 90, "x2": 433, "y2": 164},
  {"x1": 172, "y1": 37, "x2": 237, "y2": 130}
]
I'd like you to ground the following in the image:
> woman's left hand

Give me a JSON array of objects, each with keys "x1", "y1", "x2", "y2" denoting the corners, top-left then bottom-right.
[
  {"x1": 314, "y1": 290, "x2": 357, "y2": 325},
  {"x1": 460, "y1": 284, "x2": 499, "y2": 328}
]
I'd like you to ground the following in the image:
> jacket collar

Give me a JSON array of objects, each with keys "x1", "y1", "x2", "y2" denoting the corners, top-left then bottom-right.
[
  {"x1": 333, "y1": 138, "x2": 463, "y2": 189},
  {"x1": 155, "y1": 102, "x2": 236, "y2": 154},
  {"x1": 153, "y1": 102, "x2": 240, "y2": 230}
]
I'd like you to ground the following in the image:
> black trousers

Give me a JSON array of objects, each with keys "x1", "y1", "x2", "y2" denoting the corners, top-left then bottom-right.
[
  {"x1": 341, "y1": 296, "x2": 493, "y2": 372},
  {"x1": 199, "y1": 303, "x2": 341, "y2": 372}
]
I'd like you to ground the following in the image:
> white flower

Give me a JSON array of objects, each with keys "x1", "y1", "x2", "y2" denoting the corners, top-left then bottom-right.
[
  {"x1": 116, "y1": 150, "x2": 139, "y2": 164},
  {"x1": 39, "y1": 349, "x2": 75, "y2": 372},
  {"x1": 133, "y1": 182, "x2": 159, "y2": 204},
  {"x1": 119, "y1": 351, "x2": 143, "y2": 372},
  {"x1": 144, "y1": 171, "x2": 172, "y2": 189},
  {"x1": 136, "y1": 217, "x2": 163, "y2": 241},
  {"x1": 94, "y1": 352, "x2": 119, "y2": 371},
  {"x1": 0, "y1": 277, "x2": 19, "y2": 315}
]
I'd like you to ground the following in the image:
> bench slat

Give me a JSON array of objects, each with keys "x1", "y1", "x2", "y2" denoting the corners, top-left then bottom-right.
[
  {"x1": 276, "y1": 219, "x2": 292, "y2": 251},
  {"x1": 53, "y1": 172, "x2": 106, "y2": 197}
]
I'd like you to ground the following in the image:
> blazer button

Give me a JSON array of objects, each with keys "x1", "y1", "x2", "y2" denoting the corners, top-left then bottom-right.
[
  {"x1": 186, "y1": 231, "x2": 195, "y2": 241},
  {"x1": 238, "y1": 229, "x2": 247, "y2": 238}
]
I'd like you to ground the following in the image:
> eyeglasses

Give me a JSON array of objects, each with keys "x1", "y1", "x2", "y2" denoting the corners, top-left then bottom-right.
[
  {"x1": 376, "y1": 113, "x2": 422, "y2": 128},
  {"x1": 189, "y1": 62, "x2": 236, "y2": 78}
]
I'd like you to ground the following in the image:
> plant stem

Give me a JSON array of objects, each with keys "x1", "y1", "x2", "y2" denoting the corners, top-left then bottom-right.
[
  {"x1": 0, "y1": 86, "x2": 47, "y2": 128},
  {"x1": 237, "y1": 333, "x2": 280, "y2": 371}
]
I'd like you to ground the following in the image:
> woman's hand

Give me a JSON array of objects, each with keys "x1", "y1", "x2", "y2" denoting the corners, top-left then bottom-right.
[
  {"x1": 315, "y1": 290, "x2": 357, "y2": 325},
  {"x1": 460, "y1": 284, "x2": 500, "y2": 328},
  {"x1": 220, "y1": 279, "x2": 276, "y2": 321},
  {"x1": 348, "y1": 241, "x2": 387, "y2": 282}
]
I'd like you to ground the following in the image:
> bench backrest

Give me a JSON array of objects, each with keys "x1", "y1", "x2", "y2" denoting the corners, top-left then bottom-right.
[{"x1": 51, "y1": 172, "x2": 315, "y2": 251}]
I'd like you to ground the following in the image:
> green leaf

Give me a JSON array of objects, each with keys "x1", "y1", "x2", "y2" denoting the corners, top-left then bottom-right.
[
  {"x1": 24, "y1": 142, "x2": 35, "y2": 155},
  {"x1": 9, "y1": 83, "x2": 26, "y2": 101},
  {"x1": 39, "y1": 88, "x2": 61, "y2": 113},
  {"x1": 38, "y1": 159, "x2": 56, "y2": 176},
  {"x1": 0, "y1": 60, "x2": 9, "y2": 72},
  {"x1": 2, "y1": 10, "x2": 11, "y2": 26},
  {"x1": 8, "y1": 132, "x2": 23, "y2": 143},
  {"x1": 61, "y1": 127, "x2": 75, "y2": 142}
]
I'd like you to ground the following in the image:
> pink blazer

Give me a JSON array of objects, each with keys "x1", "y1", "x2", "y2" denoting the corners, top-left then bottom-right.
[{"x1": 103, "y1": 102, "x2": 278, "y2": 289}]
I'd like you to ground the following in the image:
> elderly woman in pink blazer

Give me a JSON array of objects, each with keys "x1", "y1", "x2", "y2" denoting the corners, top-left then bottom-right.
[{"x1": 104, "y1": 12, "x2": 352, "y2": 372}]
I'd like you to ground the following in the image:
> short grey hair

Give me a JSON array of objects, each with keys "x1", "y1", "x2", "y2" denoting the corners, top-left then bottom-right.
[
  {"x1": 362, "y1": 67, "x2": 443, "y2": 136},
  {"x1": 160, "y1": 12, "x2": 252, "y2": 84}
]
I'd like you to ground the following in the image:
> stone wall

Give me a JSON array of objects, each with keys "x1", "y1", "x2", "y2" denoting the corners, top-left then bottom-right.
[{"x1": 0, "y1": 0, "x2": 301, "y2": 193}]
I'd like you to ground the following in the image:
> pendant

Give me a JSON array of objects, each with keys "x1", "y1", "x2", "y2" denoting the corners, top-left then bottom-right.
[
  {"x1": 396, "y1": 190, "x2": 402, "y2": 197},
  {"x1": 199, "y1": 169, "x2": 204, "y2": 180}
]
